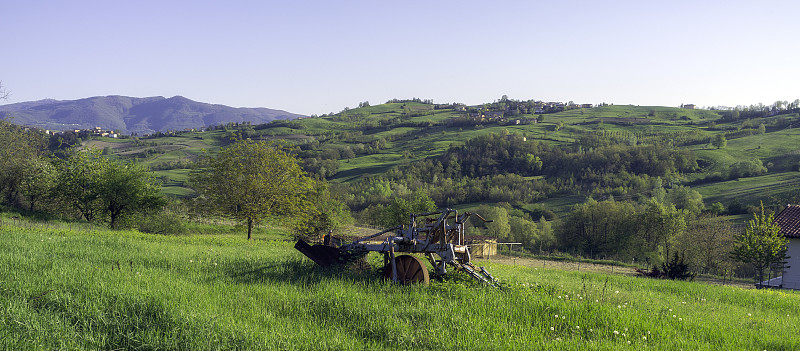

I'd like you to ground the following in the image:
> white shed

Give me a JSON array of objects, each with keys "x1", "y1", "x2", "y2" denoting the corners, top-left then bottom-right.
[{"x1": 771, "y1": 204, "x2": 800, "y2": 289}]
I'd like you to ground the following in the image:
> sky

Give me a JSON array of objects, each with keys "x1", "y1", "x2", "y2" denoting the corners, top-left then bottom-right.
[{"x1": 3, "y1": 0, "x2": 800, "y2": 115}]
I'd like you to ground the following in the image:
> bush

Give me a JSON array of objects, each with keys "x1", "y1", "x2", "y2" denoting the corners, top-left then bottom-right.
[
  {"x1": 138, "y1": 212, "x2": 186, "y2": 235},
  {"x1": 660, "y1": 252, "x2": 695, "y2": 281}
]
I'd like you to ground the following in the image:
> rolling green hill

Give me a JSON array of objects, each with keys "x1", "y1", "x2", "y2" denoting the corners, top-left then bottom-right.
[{"x1": 87, "y1": 100, "x2": 800, "y2": 217}]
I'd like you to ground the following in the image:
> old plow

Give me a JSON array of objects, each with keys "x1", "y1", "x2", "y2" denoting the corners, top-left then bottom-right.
[{"x1": 294, "y1": 209, "x2": 499, "y2": 287}]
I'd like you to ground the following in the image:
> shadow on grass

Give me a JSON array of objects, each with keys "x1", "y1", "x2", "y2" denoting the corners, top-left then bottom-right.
[{"x1": 221, "y1": 257, "x2": 381, "y2": 286}]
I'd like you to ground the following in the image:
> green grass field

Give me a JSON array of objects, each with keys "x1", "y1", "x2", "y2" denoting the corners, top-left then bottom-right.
[{"x1": 2, "y1": 219, "x2": 798, "y2": 350}]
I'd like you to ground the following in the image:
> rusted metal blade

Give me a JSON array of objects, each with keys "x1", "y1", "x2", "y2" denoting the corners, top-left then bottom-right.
[{"x1": 294, "y1": 239, "x2": 344, "y2": 267}]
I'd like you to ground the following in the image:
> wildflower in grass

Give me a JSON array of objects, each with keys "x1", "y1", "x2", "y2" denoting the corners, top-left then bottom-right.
[
  {"x1": 556, "y1": 337, "x2": 561, "y2": 341},
  {"x1": 748, "y1": 313, "x2": 752, "y2": 317},
  {"x1": 673, "y1": 315, "x2": 676, "y2": 318},
  {"x1": 627, "y1": 341, "x2": 631, "y2": 345},
  {"x1": 575, "y1": 326, "x2": 580, "y2": 329},
  {"x1": 614, "y1": 330, "x2": 619, "y2": 335},
  {"x1": 615, "y1": 290, "x2": 619, "y2": 294},
  {"x1": 642, "y1": 336, "x2": 647, "y2": 340},
  {"x1": 679, "y1": 318, "x2": 683, "y2": 321},
  {"x1": 550, "y1": 327, "x2": 555, "y2": 331}
]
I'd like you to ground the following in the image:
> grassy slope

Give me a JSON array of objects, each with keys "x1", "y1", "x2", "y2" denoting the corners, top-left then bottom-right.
[
  {"x1": 84, "y1": 103, "x2": 800, "y2": 213},
  {"x1": 2, "y1": 222, "x2": 799, "y2": 350}
]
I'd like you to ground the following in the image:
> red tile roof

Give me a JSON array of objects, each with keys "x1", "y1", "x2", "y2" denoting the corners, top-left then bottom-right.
[{"x1": 774, "y1": 205, "x2": 800, "y2": 238}]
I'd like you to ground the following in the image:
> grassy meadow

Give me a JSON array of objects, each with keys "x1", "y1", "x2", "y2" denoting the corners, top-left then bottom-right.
[{"x1": 2, "y1": 217, "x2": 799, "y2": 350}]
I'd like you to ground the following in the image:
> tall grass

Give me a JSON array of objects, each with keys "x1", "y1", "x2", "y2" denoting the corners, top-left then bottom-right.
[{"x1": 1, "y1": 221, "x2": 798, "y2": 350}]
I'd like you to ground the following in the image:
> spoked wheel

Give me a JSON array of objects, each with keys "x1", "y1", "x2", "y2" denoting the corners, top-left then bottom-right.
[{"x1": 383, "y1": 255, "x2": 430, "y2": 285}]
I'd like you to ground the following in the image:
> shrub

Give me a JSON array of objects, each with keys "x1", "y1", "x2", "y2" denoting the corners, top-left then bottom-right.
[
  {"x1": 660, "y1": 252, "x2": 695, "y2": 281},
  {"x1": 138, "y1": 212, "x2": 186, "y2": 235}
]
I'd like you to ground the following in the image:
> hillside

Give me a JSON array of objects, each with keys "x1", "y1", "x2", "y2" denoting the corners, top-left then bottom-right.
[
  {"x1": 0, "y1": 95, "x2": 305, "y2": 134},
  {"x1": 88, "y1": 100, "x2": 800, "y2": 217},
  {"x1": 1, "y1": 219, "x2": 798, "y2": 349}
]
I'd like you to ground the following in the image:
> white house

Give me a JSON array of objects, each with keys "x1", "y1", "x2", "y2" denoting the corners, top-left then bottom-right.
[{"x1": 770, "y1": 204, "x2": 800, "y2": 289}]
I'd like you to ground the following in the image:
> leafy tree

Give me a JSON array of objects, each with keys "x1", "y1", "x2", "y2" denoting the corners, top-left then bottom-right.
[
  {"x1": 52, "y1": 148, "x2": 110, "y2": 222},
  {"x1": 711, "y1": 134, "x2": 727, "y2": 149},
  {"x1": 638, "y1": 199, "x2": 687, "y2": 261},
  {"x1": 294, "y1": 182, "x2": 353, "y2": 238},
  {"x1": 376, "y1": 192, "x2": 437, "y2": 227},
  {"x1": 482, "y1": 205, "x2": 511, "y2": 239},
  {"x1": 557, "y1": 199, "x2": 639, "y2": 260},
  {"x1": 53, "y1": 148, "x2": 165, "y2": 228},
  {"x1": 509, "y1": 215, "x2": 538, "y2": 249},
  {"x1": 731, "y1": 202, "x2": 789, "y2": 287},
  {"x1": 667, "y1": 186, "x2": 704, "y2": 218},
  {"x1": 97, "y1": 160, "x2": 165, "y2": 229},
  {"x1": 709, "y1": 202, "x2": 726, "y2": 215},
  {"x1": 19, "y1": 158, "x2": 57, "y2": 212},
  {"x1": 0, "y1": 120, "x2": 47, "y2": 207},
  {"x1": 190, "y1": 140, "x2": 315, "y2": 239},
  {"x1": 677, "y1": 214, "x2": 738, "y2": 275}
]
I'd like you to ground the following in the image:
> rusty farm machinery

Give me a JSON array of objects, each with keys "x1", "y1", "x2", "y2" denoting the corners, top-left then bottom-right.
[{"x1": 294, "y1": 208, "x2": 500, "y2": 286}]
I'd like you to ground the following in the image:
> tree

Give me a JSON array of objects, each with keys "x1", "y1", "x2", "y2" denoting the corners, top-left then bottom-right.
[
  {"x1": 677, "y1": 214, "x2": 738, "y2": 275},
  {"x1": 295, "y1": 182, "x2": 353, "y2": 238},
  {"x1": 0, "y1": 120, "x2": 47, "y2": 207},
  {"x1": 0, "y1": 81, "x2": 8, "y2": 100},
  {"x1": 711, "y1": 134, "x2": 727, "y2": 149},
  {"x1": 638, "y1": 199, "x2": 687, "y2": 261},
  {"x1": 377, "y1": 192, "x2": 437, "y2": 227},
  {"x1": 731, "y1": 202, "x2": 789, "y2": 287},
  {"x1": 53, "y1": 148, "x2": 165, "y2": 228},
  {"x1": 190, "y1": 140, "x2": 315, "y2": 239},
  {"x1": 97, "y1": 160, "x2": 165, "y2": 229},
  {"x1": 52, "y1": 148, "x2": 110, "y2": 222}
]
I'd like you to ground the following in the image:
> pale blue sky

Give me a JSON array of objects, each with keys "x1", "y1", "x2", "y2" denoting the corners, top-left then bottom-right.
[{"x1": 3, "y1": 0, "x2": 799, "y2": 115}]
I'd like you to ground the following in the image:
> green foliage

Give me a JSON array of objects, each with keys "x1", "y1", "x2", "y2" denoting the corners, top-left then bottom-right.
[
  {"x1": 51, "y1": 148, "x2": 165, "y2": 228},
  {"x1": 676, "y1": 214, "x2": 738, "y2": 275},
  {"x1": 365, "y1": 192, "x2": 437, "y2": 227},
  {"x1": 190, "y1": 139, "x2": 315, "y2": 239},
  {"x1": 557, "y1": 197, "x2": 690, "y2": 263},
  {"x1": 0, "y1": 119, "x2": 47, "y2": 207},
  {"x1": 294, "y1": 182, "x2": 354, "y2": 238},
  {"x1": 666, "y1": 186, "x2": 703, "y2": 218},
  {"x1": 729, "y1": 158, "x2": 768, "y2": 179},
  {"x1": 712, "y1": 133, "x2": 727, "y2": 149},
  {"x1": 137, "y1": 211, "x2": 187, "y2": 235},
  {"x1": 658, "y1": 252, "x2": 696, "y2": 280},
  {"x1": 731, "y1": 202, "x2": 789, "y2": 286}
]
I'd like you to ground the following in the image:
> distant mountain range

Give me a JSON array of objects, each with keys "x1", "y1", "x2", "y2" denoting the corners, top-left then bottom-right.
[{"x1": 0, "y1": 95, "x2": 305, "y2": 134}]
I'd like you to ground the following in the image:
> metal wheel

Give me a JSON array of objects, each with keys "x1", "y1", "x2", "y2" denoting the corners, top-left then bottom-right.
[{"x1": 383, "y1": 255, "x2": 430, "y2": 285}]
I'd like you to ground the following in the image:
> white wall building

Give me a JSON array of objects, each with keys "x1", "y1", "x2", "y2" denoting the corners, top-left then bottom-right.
[{"x1": 773, "y1": 204, "x2": 800, "y2": 289}]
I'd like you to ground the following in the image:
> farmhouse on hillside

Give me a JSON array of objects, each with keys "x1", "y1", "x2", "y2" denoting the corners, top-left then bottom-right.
[{"x1": 766, "y1": 204, "x2": 800, "y2": 289}]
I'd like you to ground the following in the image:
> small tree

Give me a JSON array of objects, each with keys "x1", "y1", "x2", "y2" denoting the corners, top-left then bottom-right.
[
  {"x1": 731, "y1": 202, "x2": 789, "y2": 287},
  {"x1": 712, "y1": 134, "x2": 727, "y2": 149},
  {"x1": 190, "y1": 140, "x2": 315, "y2": 239},
  {"x1": 98, "y1": 160, "x2": 165, "y2": 229}
]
